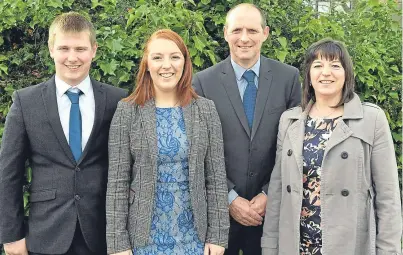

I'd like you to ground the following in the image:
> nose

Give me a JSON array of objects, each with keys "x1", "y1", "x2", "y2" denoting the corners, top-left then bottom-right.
[
  {"x1": 67, "y1": 51, "x2": 78, "y2": 62},
  {"x1": 321, "y1": 65, "x2": 331, "y2": 75},
  {"x1": 162, "y1": 57, "x2": 172, "y2": 68},
  {"x1": 240, "y1": 29, "x2": 249, "y2": 42}
]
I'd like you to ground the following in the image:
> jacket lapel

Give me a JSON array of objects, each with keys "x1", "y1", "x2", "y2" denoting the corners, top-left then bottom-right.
[
  {"x1": 183, "y1": 100, "x2": 198, "y2": 191},
  {"x1": 139, "y1": 99, "x2": 158, "y2": 184},
  {"x1": 251, "y1": 57, "x2": 273, "y2": 140},
  {"x1": 78, "y1": 79, "x2": 106, "y2": 164},
  {"x1": 220, "y1": 58, "x2": 251, "y2": 137},
  {"x1": 41, "y1": 76, "x2": 76, "y2": 164}
]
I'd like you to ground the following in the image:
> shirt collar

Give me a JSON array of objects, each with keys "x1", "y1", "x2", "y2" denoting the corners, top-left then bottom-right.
[
  {"x1": 230, "y1": 57, "x2": 261, "y2": 81},
  {"x1": 55, "y1": 75, "x2": 91, "y2": 97}
]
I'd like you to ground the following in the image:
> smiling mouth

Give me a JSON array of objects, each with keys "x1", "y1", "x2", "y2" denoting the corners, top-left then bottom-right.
[
  {"x1": 160, "y1": 73, "x2": 174, "y2": 78},
  {"x1": 319, "y1": 80, "x2": 334, "y2": 84},
  {"x1": 65, "y1": 65, "x2": 81, "y2": 70}
]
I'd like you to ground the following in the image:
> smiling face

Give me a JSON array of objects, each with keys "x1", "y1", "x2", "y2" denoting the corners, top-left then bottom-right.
[
  {"x1": 49, "y1": 30, "x2": 97, "y2": 86},
  {"x1": 310, "y1": 56, "x2": 346, "y2": 101},
  {"x1": 147, "y1": 38, "x2": 185, "y2": 96},
  {"x1": 224, "y1": 6, "x2": 269, "y2": 69}
]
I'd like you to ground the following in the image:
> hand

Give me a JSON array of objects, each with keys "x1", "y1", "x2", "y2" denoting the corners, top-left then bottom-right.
[
  {"x1": 3, "y1": 238, "x2": 28, "y2": 255},
  {"x1": 110, "y1": 250, "x2": 132, "y2": 255},
  {"x1": 250, "y1": 193, "x2": 268, "y2": 217},
  {"x1": 229, "y1": 196, "x2": 263, "y2": 226},
  {"x1": 204, "y1": 243, "x2": 225, "y2": 255}
]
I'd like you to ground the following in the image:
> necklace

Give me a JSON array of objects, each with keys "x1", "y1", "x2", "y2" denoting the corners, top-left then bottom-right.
[{"x1": 314, "y1": 103, "x2": 337, "y2": 119}]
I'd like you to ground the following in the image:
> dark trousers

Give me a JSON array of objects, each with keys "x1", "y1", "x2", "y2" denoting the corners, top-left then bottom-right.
[
  {"x1": 225, "y1": 219, "x2": 263, "y2": 255},
  {"x1": 29, "y1": 221, "x2": 98, "y2": 255}
]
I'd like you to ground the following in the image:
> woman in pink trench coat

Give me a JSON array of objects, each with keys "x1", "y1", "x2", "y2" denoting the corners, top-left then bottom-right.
[{"x1": 261, "y1": 39, "x2": 402, "y2": 255}]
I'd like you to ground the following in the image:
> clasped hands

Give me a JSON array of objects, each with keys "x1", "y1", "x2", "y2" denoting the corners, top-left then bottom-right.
[{"x1": 229, "y1": 193, "x2": 267, "y2": 226}]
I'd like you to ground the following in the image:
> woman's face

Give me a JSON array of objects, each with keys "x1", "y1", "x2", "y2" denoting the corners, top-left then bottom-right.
[
  {"x1": 310, "y1": 56, "x2": 345, "y2": 100},
  {"x1": 147, "y1": 38, "x2": 185, "y2": 95}
]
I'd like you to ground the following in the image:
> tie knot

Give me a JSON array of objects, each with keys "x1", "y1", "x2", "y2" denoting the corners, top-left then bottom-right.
[
  {"x1": 66, "y1": 91, "x2": 81, "y2": 104},
  {"x1": 243, "y1": 70, "x2": 255, "y2": 83}
]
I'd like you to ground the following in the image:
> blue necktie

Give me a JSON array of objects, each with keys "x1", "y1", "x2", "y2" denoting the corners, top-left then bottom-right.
[
  {"x1": 242, "y1": 70, "x2": 257, "y2": 129},
  {"x1": 66, "y1": 91, "x2": 82, "y2": 162}
]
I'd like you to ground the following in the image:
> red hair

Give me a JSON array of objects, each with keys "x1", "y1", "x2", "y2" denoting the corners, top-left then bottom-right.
[{"x1": 124, "y1": 29, "x2": 197, "y2": 106}]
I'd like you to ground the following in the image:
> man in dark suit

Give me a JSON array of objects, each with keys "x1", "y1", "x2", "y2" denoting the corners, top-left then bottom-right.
[
  {"x1": 193, "y1": 3, "x2": 301, "y2": 255},
  {"x1": 0, "y1": 12, "x2": 126, "y2": 255}
]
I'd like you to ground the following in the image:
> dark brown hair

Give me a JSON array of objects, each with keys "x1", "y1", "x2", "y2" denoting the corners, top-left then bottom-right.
[
  {"x1": 301, "y1": 38, "x2": 355, "y2": 109},
  {"x1": 125, "y1": 29, "x2": 197, "y2": 106}
]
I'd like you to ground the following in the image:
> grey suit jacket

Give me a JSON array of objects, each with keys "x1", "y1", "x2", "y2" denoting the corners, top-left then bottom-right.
[
  {"x1": 193, "y1": 56, "x2": 301, "y2": 201},
  {"x1": 262, "y1": 93, "x2": 402, "y2": 254},
  {"x1": 0, "y1": 76, "x2": 126, "y2": 254},
  {"x1": 106, "y1": 97, "x2": 229, "y2": 254}
]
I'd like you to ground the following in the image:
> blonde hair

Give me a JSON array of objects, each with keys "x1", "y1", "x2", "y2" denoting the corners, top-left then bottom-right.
[{"x1": 48, "y1": 12, "x2": 96, "y2": 47}]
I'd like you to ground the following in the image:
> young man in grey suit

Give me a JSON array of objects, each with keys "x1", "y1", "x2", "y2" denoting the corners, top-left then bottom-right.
[
  {"x1": 0, "y1": 12, "x2": 126, "y2": 255},
  {"x1": 193, "y1": 3, "x2": 301, "y2": 255}
]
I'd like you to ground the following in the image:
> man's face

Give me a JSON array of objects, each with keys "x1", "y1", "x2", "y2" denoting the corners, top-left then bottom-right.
[
  {"x1": 49, "y1": 30, "x2": 97, "y2": 86},
  {"x1": 224, "y1": 7, "x2": 269, "y2": 69}
]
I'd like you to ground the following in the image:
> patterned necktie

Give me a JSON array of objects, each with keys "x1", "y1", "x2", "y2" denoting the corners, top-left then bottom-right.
[
  {"x1": 66, "y1": 90, "x2": 82, "y2": 162},
  {"x1": 242, "y1": 70, "x2": 257, "y2": 129}
]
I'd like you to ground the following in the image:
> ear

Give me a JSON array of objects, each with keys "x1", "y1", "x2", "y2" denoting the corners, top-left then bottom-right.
[
  {"x1": 263, "y1": 26, "x2": 270, "y2": 41},
  {"x1": 48, "y1": 44, "x2": 55, "y2": 59},
  {"x1": 91, "y1": 43, "x2": 98, "y2": 58},
  {"x1": 223, "y1": 26, "x2": 229, "y2": 42}
]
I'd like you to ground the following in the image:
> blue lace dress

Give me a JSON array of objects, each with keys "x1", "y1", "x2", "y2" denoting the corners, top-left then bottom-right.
[
  {"x1": 133, "y1": 107, "x2": 204, "y2": 255},
  {"x1": 299, "y1": 116, "x2": 341, "y2": 255}
]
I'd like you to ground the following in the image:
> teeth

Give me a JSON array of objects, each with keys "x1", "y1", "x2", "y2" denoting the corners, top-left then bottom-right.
[
  {"x1": 320, "y1": 81, "x2": 333, "y2": 84},
  {"x1": 160, "y1": 73, "x2": 174, "y2": 78},
  {"x1": 239, "y1": 46, "x2": 251, "y2": 49},
  {"x1": 67, "y1": 65, "x2": 80, "y2": 70}
]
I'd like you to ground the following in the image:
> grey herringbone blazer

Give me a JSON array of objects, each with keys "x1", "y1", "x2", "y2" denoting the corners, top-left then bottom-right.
[{"x1": 106, "y1": 97, "x2": 229, "y2": 254}]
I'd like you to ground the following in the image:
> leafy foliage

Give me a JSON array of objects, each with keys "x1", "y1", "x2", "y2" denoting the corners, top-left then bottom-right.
[{"x1": 0, "y1": 0, "x2": 401, "y2": 251}]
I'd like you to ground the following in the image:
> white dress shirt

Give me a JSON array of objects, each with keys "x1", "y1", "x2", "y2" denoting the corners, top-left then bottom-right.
[{"x1": 55, "y1": 75, "x2": 95, "y2": 152}]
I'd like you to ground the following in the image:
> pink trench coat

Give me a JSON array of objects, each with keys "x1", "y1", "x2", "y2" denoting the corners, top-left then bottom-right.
[{"x1": 261, "y1": 93, "x2": 402, "y2": 255}]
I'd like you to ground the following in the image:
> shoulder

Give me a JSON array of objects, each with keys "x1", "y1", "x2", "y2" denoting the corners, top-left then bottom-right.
[
  {"x1": 15, "y1": 79, "x2": 48, "y2": 98},
  {"x1": 194, "y1": 59, "x2": 227, "y2": 78},
  {"x1": 361, "y1": 102, "x2": 387, "y2": 125},
  {"x1": 194, "y1": 96, "x2": 216, "y2": 110},
  {"x1": 282, "y1": 105, "x2": 302, "y2": 118},
  {"x1": 261, "y1": 56, "x2": 299, "y2": 74},
  {"x1": 93, "y1": 80, "x2": 127, "y2": 97}
]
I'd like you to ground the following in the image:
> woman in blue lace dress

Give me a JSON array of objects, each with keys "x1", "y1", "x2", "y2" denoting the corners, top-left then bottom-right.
[
  {"x1": 106, "y1": 29, "x2": 229, "y2": 255},
  {"x1": 262, "y1": 39, "x2": 401, "y2": 255}
]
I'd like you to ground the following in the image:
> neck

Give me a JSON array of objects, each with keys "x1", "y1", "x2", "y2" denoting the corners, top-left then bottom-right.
[
  {"x1": 232, "y1": 55, "x2": 258, "y2": 69},
  {"x1": 315, "y1": 94, "x2": 341, "y2": 109},
  {"x1": 154, "y1": 90, "x2": 179, "y2": 108}
]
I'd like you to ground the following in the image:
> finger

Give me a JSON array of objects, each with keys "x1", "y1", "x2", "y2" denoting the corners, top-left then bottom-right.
[
  {"x1": 243, "y1": 215, "x2": 261, "y2": 226},
  {"x1": 204, "y1": 244, "x2": 209, "y2": 255}
]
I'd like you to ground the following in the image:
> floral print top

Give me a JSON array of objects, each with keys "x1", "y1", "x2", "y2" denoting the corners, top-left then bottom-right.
[
  {"x1": 133, "y1": 107, "x2": 204, "y2": 255},
  {"x1": 300, "y1": 115, "x2": 341, "y2": 255}
]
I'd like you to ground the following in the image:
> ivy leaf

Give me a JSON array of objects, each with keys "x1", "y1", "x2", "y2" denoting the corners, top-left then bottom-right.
[
  {"x1": 277, "y1": 37, "x2": 287, "y2": 48},
  {"x1": 46, "y1": 0, "x2": 63, "y2": 8},
  {"x1": 275, "y1": 50, "x2": 288, "y2": 63},
  {"x1": 100, "y1": 60, "x2": 118, "y2": 76},
  {"x1": 388, "y1": 92, "x2": 399, "y2": 100},
  {"x1": 192, "y1": 35, "x2": 205, "y2": 51}
]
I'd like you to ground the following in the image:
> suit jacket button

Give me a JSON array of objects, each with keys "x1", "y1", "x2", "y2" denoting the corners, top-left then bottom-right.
[
  {"x1": 75, "y1": 167, "x2": 81, "y2": 172},
  {"x1": 249, "y1": 172, "x2": 254, "y2": 177},
  {"x1": 75, "y1": 194, "x2": 81, "y2": 200},
  {"x1": 341, "y1": 151, "x2": 348, "y2": 159},
  {"x1": 286, "y1": 185, "x2": 291, "y2": 193},
  {"x1": 341, "y1": 189, "x2": 349, "y2": 196},
  {"x1": 287, "y1": 149, "x2": 293, "y2": 156}
]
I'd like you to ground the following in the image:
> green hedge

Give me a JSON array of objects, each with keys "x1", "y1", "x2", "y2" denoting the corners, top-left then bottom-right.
[{"x1": 0, "y1": 0, "x2": 401, "y2": 251}]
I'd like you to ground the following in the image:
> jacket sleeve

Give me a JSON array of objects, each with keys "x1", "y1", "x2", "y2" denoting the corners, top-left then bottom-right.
[
  {"x1": 0, "y1": 91, "x2": 28, "y2": 244},
  {"x1": 105, "y1": 101, "x2": 133, "y2": 254},
  {"x1": 371, "y1": 109, "x2": 402, "y2": 255},
  {"x1": 204, "y1": 100, "x2": 230, "y2": 248},
  {"x1": 261, "y1": 113, "x2": 289, "y2": 255}
]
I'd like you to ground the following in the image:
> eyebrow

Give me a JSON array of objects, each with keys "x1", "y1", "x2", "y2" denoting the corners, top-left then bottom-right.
[{"x1": 150, "y1": 52, "x2": 182, "y2": 55}]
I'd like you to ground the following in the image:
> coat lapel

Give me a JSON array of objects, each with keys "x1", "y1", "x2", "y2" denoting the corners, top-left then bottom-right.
[
  {"x1": 287, "y1": 117, "x2": 305, "y2": 175},
  {"x1": 139, "y1": 99, "x2": 159, "y2": 183},
  {"x1": 41, "y1": 76, "x2": 76, "y2": 164},
  {"x1": 78, "y1": 79, "x2": 106, "y2": 164},
  {"x1": 220, "y1": 58, "x2": 251, "y2": 137},
  {"x1": 251, "y1": 57, "x2": 273, "y2": 140}
]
